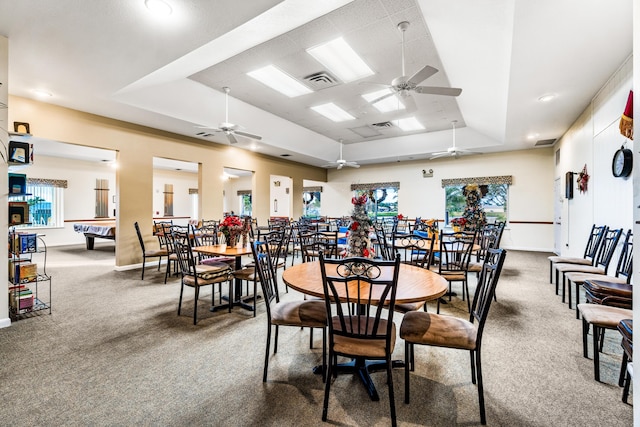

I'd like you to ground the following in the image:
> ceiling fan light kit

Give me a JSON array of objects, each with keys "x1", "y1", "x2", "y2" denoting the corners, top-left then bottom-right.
[{"x1": 367, "y1": 21, "x2": 462, "y2": 106}]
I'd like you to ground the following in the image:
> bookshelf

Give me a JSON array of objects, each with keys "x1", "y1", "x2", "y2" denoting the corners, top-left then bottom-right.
[{"x1": 8, "y1": 231, "x2": 51, "y2": 320}]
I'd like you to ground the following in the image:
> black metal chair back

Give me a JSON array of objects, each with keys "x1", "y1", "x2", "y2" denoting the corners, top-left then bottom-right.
[
  {"x1": 593, "y1": 227, "x2": 623, "y2": 274},
  {"x1": 392, "y1": 232, "x2": 435, "y2": 268}
]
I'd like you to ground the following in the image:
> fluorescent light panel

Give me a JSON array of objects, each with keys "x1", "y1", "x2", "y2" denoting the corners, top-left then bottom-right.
[
  {"x1": 307, "y1": 37, "x2": 374, "y2": 83},
  {"x1": 247, "y1": 65, "x2": 312, "y2": 98},
  {"x1": 311, "y1": 103, "x2": 355, "y2": 122},
  {"x1": 362, "y1": 89, "x2": 405, "y2": 112},
  {"x1": 393, "y1": 116, "x2": 424, "y2": 131}
]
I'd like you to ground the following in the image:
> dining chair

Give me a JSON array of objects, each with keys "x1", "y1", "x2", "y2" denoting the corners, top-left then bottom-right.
[
  {"x1": 373, "y1": 222, "x2": 393, "y2": 260},
  {"x1": 617, "y1": 318, "x2": 632, "y2": 403},
  {"x1": 437, "y1": 230, "x2": 477, "y2": 313},
  {"x1": 400, "y1": 248, "x2": 507, "y2": 425},
  {"x1": 563, "y1": 229, "x2": 632, "y2": 317},
  {"x1": 391, "y1": 232, "x2": 435, "y2": 313},
  {"x1": 252, "y1": 240, "x2": 327, "y2": 382},
  {"x1": 548, "y1": 224, "x2": 607, "y2": 291},
  {"x1": 555, "y1": 227, "x2": 623, "y2": 303},
  {"x1": 319, "y1": 253, "x2": 401, "y2": 427},
  {"x1": 173, "y1": 235, "x2": 233, "y2": 324},
  {"x1": 577, "y1": 302, "x2": 632, "y2": 382},
  {"x1": 233, "y1": 230, "x2": 286, "y2": 316},
  {"x1": 134, "y1": 221, "x2": 169, "y2": 280}
]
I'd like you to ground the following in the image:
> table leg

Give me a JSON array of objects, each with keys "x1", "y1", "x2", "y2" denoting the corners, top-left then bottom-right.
[
  {"x1": 314, "y1": 357, "x2": 405, "y2": 401},
  {"x1": 84, "y1": 234, "x2": 95, "y2": 250},
  {"x1": 212, "y1": 255, "x2": 259, "y2": 312}
]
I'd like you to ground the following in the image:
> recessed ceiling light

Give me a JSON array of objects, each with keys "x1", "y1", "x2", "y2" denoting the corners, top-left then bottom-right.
[
  {"x1": 247, "y1": 65, "x2": 312, "y2": 98},
  {"x1": 145, "y1": 0, "x2": 172, "y2": 16},
  {"x1": 362, "y1": 89, "x2": 405, "y2": 113},
  {"x1": 393, "y1": 117, "x2": 424, "y2": 131},
  {"x1": 33, "y1": 89, "x2": 52, "y2": 98},
  {"x1": 538, "y1": 94, "x2": 556, "y2": 102},
  {"x1": 307, "y1": 37, "x2": 374, "y2": 83},
  {"x1": 311, "y1": 103, "x2": 355, "y2": 122}
]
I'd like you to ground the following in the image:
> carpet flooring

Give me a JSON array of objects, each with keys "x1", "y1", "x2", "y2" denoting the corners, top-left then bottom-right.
[{"x1": 0, "y1": 244, "x2": 633, "y2": 426}]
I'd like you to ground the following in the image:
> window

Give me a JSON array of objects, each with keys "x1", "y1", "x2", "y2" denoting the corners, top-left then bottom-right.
[
  {"x1": 16, "y1": 179, "x2": 65, "y2": 228},
  {"x1": 445, "y1": 183, "x2": 508, "y2": 224},
  {"x1": 302, "y1": 190, "x2": 321, "y2": 218},
  {"x1": 351, "y1": 182, "x2": 399, "y2": 220},
  {"x1": 239, "y1": 193, "x2": 252, "y2": 217}
]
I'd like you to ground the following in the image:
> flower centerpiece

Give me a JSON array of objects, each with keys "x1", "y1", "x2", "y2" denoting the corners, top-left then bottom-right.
[
  {"x1": 450, "y1": 217, "x2": 467, "y2": 232},
  {"x1": 219, "y1": 215, "x2": 243, "y2": 247},
  {"x1": 345, "y1": 194, "x2": 375, "y2": 259}
]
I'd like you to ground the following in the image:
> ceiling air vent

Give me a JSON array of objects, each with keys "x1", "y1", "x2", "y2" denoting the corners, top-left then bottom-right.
[
  {"x1": 302, "y1": 71, "x2": 340, "y2": 90},
  {"x1": 350, "y1": 126, "x2": 382, "y2": 138},
  {"x1": 196, "y1": 131, "x2": 214, "y2": 138},
  {"x1": 535, "y1": 138, "x2": 557, "y2": 147},
  {"x1": 371, "y1": 121, "x2": 394, "y2": 128}
]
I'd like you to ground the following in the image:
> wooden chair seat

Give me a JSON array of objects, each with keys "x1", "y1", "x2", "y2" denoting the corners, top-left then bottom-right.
[{"x1": 331, "y1": 316, "x2": 396, "y2": 358}]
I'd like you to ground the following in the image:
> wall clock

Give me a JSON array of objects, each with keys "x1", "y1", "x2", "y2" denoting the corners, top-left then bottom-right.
[{"x1": 612, "y1": 146, "x2": 633, "y2": 177}]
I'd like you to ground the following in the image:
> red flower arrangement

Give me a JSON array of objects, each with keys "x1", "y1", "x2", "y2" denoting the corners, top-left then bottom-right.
[
  {"x1": 450, "y1": 217, "x2": 467, "y2": 227},
  {"x1": 397, "y1": 213, "x2": 404, "y2": 220},
  {"x1": 220, "y1": 215, "x2": 244, "y2": 245},
  {"x1": 351, "y1": 194, "x2": 368, "y2": 206}
]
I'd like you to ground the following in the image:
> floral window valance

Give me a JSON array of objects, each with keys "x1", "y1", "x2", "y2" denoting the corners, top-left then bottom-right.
[
  {"x1": 441, "y1": 175, "x2": 512, "y2": 188},
  {"x1": 27, "y1": 178, "x2": 67, "y2": 188},
  {"x1": 350, "y1": 181, "x2": 400, "y2": 191},
  {"x1": 303, "y1": 186, "x2": 323, "y2": 192},
  {"x1": 237, "y1": 190, "x2": 251, "y2": 196},
  {"x1": 189, "y1": 188, "x2": 198, "y2": 195}
]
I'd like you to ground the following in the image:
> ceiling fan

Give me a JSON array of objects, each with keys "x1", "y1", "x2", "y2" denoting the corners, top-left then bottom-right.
[
  {"x1": 197, "y1": 87, "x2": 262, "y2": 144},
  {"x1": 323, "y1": 141, "x2": 360, "y2": 169},
  {"x1": 429, "y1": 121, "x2": 482, "y2": 160},
  {"x1": 369, "y1": 21, "x2": 462, "y2": 106}
]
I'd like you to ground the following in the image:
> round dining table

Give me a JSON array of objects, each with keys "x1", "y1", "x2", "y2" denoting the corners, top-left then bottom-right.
[{"x1": 281, "y1": 260, "x2": 448, "y2": 401}]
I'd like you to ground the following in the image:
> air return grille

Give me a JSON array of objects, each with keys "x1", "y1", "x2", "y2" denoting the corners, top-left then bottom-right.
[{"x1": 302, "y1": 71, "x2": 340, "y2": 90}]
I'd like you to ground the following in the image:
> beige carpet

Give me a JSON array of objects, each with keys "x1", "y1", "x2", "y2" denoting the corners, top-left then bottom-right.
[{"x1": 0, "y1": 243, "x2": 633, "y2": 426}]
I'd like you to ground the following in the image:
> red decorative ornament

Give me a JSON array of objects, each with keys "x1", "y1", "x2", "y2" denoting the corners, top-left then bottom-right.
[
  {"x1": 351, "y1": 195, "x2": 368, "y2": 206},
  {"x1": 577, "y1": 164, "x2": 589, "y2": 193}
]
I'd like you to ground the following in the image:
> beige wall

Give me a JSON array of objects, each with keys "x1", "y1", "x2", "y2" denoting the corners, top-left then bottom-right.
[
  {"x1": 321, "y1": 148, "x2": 555, "y2": 251},
  {"x1": 8, "y1": 95, "x2": 327, "y2": 268}
]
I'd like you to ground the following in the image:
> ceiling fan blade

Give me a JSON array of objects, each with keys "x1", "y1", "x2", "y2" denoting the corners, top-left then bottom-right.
[
  {"x1": 369, "y1": 91, "x2": 397, "y2": 105},
  {"x1": 407, "y1": 65, "x2": 438, "y2": 85},
  {"x1": 337, "y1": 163, "x2": 344, "y2": 170},
  {"x1": 428, "y1": 152, "x2": 450, "y2": 160},
  {"x1": 346, "y1": 163, "x2": 360, "y2": 168},
  {"x1": 402, "y1": 93, "x2": 417, "y2": 112},
  {"x1": 227, "y1": 133, "x2": 239, "y2": 144},
  {"x1": 233, "y1": 130, "x2": 262, "y2": 141},
  {"x1": 414, "y1": 86, "x2": 462, "y2": 97}
]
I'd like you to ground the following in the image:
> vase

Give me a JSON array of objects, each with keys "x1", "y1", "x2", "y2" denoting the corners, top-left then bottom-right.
[
  {"x1": 452, "y1": 225, "x2": 461, "y2": 232},
  {"x1": 219, "y1": 243, "x2": 227, "y2": 251}
]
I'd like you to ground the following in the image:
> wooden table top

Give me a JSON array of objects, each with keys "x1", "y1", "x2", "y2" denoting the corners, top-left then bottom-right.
[
  {"x1": 282, "y1": 261, "x2": 448, "y2": 304},
  {"x1": 192, "y1": 244, "x2": 252, "y2": 257}
]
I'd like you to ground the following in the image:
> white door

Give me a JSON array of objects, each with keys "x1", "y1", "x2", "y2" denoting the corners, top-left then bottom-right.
[{"x1": 553, "y1": 177, "x2": 562, "y2": 255}]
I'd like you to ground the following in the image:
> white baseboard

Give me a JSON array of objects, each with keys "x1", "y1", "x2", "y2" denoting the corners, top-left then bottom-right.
[{"x1": 0, "y1": 317, "x2": 12, "y2": 329}]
